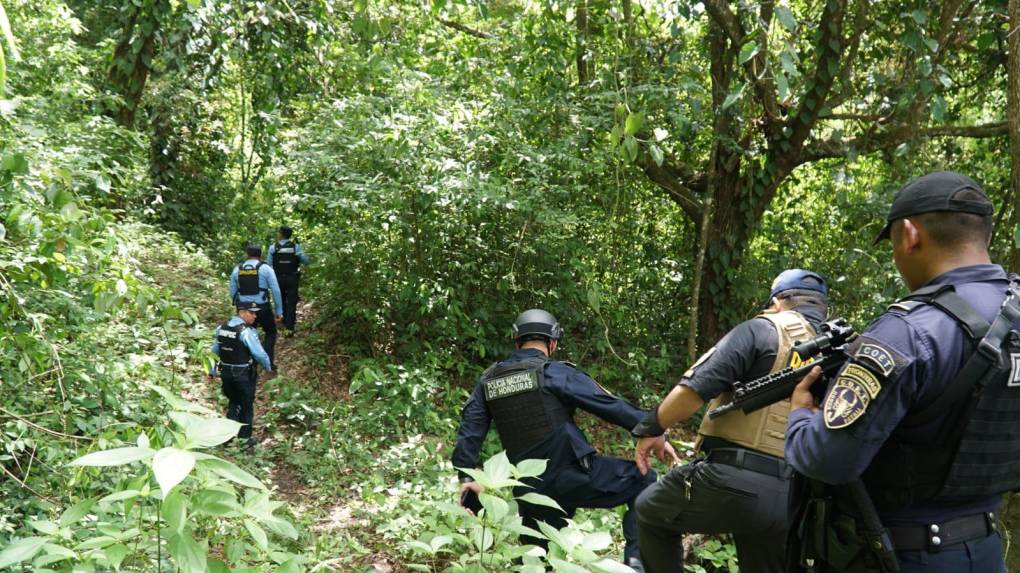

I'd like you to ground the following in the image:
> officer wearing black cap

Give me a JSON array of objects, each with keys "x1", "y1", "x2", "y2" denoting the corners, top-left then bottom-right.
[
  {"x1": 266, "y1": 226, "x2": 309, "y2": 333},
  {"x1": 786, "y1": 171, "x2": 1011, "y2": 572},
  {"x1": 452, "y1": 309, "x2": 666, "y2": 569},
  {"x1": 210, "y1": 301, "x2": 274, "y2": 446},
  {"x1": 229, "y1": 244, "x2": 283, "y2": 369},
  {"x1": 630, "y1": 269, "x2": 830, "y2": 573}
]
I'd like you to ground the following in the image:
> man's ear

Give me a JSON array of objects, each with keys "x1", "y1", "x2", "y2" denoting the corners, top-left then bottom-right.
[
  {"x1": 898, "y1": 218, "x2": 922, "y2": 253},
  {"x1": 549, "y1": 340, "x2": 558, "y2": 354}
]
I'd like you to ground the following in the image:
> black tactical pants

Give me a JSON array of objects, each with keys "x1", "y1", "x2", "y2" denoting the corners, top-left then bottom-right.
[
  {"x1": 255, "y1": 303, "x2": 277, "y2": 368},
  {"x1": 636, "y1": 455, "x2": 792, "y2": 573},
  {"x1": 278, "y1": 273, "x2": 300, "y2": 331},
  {"x1": 221, "y1": 366, "x2": 256, "y2": 439},
  {"x1": 516, "y1": 455, "x2": 656, "y2": 562}
]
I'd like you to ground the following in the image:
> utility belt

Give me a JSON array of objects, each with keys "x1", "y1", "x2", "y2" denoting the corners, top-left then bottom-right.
[
  {"x1": 887, "y1": 511, "x2": 999, "y2": 551},
  {"x1": 704, "y1": 446, "x2": 792, "y2": 479},
  {"x1": 219, "y1": 362, "x2": 256, "y2": 375}
]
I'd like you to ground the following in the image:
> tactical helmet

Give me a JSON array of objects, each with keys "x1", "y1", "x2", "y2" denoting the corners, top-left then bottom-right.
[{"x1": 512, "y1": 309, "x2": 562, "y2": 341}]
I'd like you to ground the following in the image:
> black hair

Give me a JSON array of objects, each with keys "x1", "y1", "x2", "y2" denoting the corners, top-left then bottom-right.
[
  {"x1": 279, "y1": 226, "x2": 293, "y2": 239},
  {"x1": 912, "y1": 189, "x2": 993, "y2": 248},
  {"x1": 246, "y1": 245, "x2": 262, "y2": 258}
]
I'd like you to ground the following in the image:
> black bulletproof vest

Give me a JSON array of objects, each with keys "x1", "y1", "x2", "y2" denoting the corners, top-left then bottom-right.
[
  {"x1": 862, "y1": 279, "x2": 1020, "y2": 509},
  {"x1": 237, "y1": 262, "x2": 265, "y2": 297},
  {"x1": 273, "y1": 241, "x2": 298, "y2": 275},
  {"x1": 482, "y1": 356, "x2": 572, "y2": 461},
  {"x1": 217, "y1": 322, "x2": 252, "y2": 365}
]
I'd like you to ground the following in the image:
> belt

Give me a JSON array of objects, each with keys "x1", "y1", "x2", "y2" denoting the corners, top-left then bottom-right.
[
  {"x1": 705, "y1": 447, "x2": 790, "y2": 479},
  {"x1": 888, "y1": 511, "x2": 998, "y2": 552}
]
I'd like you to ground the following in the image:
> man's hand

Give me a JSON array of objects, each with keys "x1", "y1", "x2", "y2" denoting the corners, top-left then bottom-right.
[
  {"x1": 275, "y1": 314, "x2": 283, "y2": 323},
  {"x1": 635, "y1": 435, "x2": 679, "y2": 475},
  {"x1": 791, "y1": 365, "x2": 822, "y2": 413},
  {"x1": 458, "y1": 481, "x2": 483, "y2": 515}
]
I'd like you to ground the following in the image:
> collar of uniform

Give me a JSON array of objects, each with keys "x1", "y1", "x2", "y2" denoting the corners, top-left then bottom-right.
[
  {"x1": 510, "y1": 348, "x2": 548, "y2": 361},
  {"x1": 228, "y1": 316, "x2": 245, "y2": 326},
  {"x1": 244, "y1": 258, "x2": 261, "y2": 265},
  {"x1": 922, "y1": 264, "x2": 1007, "y2": 288}
]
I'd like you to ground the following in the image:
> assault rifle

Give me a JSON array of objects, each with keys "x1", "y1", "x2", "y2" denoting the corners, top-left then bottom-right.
[{"x1": 708, "y1": 318, "x2": 856, "y2": 419}]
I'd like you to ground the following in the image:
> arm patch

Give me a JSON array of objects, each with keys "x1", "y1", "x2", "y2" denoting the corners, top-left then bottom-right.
[{"x1": 852, "y1": 336, "x2": 909, "y2": 379}]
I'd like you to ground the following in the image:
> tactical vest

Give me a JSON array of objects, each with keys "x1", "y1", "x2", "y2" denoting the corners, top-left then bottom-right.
[
  {"x1": 217, "y1": 322, "x2": 252, "y2": 365},
  {"x1": 237, "y1": 262, "x2": 266, "y2": 297},
  {"x1": 861, "y1": 279, "x2": 1020, "y2": 509},
  {"x1": 273, "y1": 241, "x2": 299, "y2": 275},
  {"x1": 481, "y1": 356, "x2": 572, "y2": 461},
  {"x1": 696, "y1": 311, "x2": 816, "y2": 458}
]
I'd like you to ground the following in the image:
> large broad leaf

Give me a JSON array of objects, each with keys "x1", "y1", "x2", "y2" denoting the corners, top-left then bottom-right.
[
  {"x1": 153, "y1": 448, "x2": 196, "y2": 497},
  {"x1": 775, "y1": 5, "x2": 797, "y2": 32},
  {"x1": 549, "y1": 559, "x2": 591, "y2": 573},
  {"x1": 478, "y1": 493, "x2": 510, "y2": 521},
  {"x1": 198, "y1": 458, "x2": 267, "y2": 490},
  {"x1": 167, "y1": 532, "x2": 207, "y2": 573},
  {"x1": 70, "y1": 447, "x2": 155, "y2": 467},
  {"x1": 162, "y1": 491, "x2": 187, "y2": 535},
  {"x1": 0, "y1": 537, "x2": 47, "y2": 568},
  {"x1": 148, "y1": 384, "x2": 215, "y2": 414},
  {"x1": 514, "y1": 459, "x2": 547, "y2": 479},
  {"x1": 60, "y1": 498, "x2": 96, "y2": 526},
  {"x1": 623, "y1": 112, "x2": 644, "y2": 136},
  {"x1": 516, "y1": 493, "x2": 565, "y2": 513},
  {"x1": 738, "y1": 41, "x2": 759, "y2": 64},
  {"x1": 591, "y1": 559, "x2": 637, "y2": 573},
  {"x1": 244, "y1": 520, "x2": 269, "y2": 551},
  {"x1": 170, "y1": 412, "x2": 243, "y2": 448}
]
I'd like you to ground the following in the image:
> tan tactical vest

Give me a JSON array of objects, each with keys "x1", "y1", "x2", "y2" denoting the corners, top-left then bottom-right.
[{"x1": 695, "y1": 310, "x2": 816, "y2": 459}]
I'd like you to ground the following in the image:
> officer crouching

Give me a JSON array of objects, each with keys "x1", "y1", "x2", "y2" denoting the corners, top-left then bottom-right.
[
  {"x1": 210, "y1": 301, "x2": 273, "y2": 447},
  {"x1": 452, "y1": 309, "x2": 671, "y2": 570}
]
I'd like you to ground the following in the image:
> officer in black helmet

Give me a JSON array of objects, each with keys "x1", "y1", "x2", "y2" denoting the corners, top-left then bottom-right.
[{"x1": 452, "y1": 309, "x2": 674, "y2": 569}]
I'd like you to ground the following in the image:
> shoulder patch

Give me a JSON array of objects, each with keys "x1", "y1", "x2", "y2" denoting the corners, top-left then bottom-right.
[
  {"x1": 855, "y1": 344, "x2": 896, "y2": 377},
  {"x1": 823, "y1": 365, "x2": 881, "y2": 429},
  {"x1": 683, "y1": 347, "x2": 716, "y2": 378},
  {"x1": 887, "y1": 300, "x2": 925, "y2": 314}
]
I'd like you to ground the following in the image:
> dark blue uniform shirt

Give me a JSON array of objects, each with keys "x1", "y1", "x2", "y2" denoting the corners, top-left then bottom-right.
[
  {"x1": 787, "y1": 264, "x2": 1009, "y2": 524},
  {"x1": 452, "y1": 348, "x2": 646, "y2": 474}
]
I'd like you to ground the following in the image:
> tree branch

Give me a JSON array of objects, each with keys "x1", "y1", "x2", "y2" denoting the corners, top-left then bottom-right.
[
  {"x1": 801, "y1": 121, "x2": 1008, "y2": 163},
  {"x1": 438, "y1": 18, "x2": 492, "y2": 39},
  {"x1": 638, "y1": 157, "x2": 706, "y2": 221}
]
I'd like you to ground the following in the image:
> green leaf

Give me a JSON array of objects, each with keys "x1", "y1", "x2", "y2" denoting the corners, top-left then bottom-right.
[
  {"x1": 623, "y1": 136, "x2": 638, "y2": 162},
  {"x1": 776, "y1": 71, "x2": 790, "y2": 102},
  {"x1": 910, "y1": 9, "x2": 927, "y2": 25},
  {"x1": 614, "y1": 103, "x2": 627, "y2": 123},
  {"x1": 162, "y1": 491, "x2": 187, "y2": 535},
  {"x1": 549, "y1": 559, "x2": 590, "y2": 573},
  {"x1": 483, "y1": 451, "x2": 513, "y2": 484},
  {"x1": 623, "y1": 112, "x2": 644, "y2": 136},
  {"x1": 278, "y1": 557, "x2": 302, "y2": 573},
  {"x1": 721, "y1": 87, "x2": 743, "y2": 110},
  {"x1": 104, "y1": 543, "x2": 129, "y2": 569},
  {"x1": 193, "y1": 488, "x2": 240, "y2": 516},
  {"x1": 515, "y1": 458, "x2": 547, "y2": 479},
  {"x1": 60, "y1": 498, "x2": 96, "y2": 526},
  {"x1": 186, "y1": 0, "x2": 202, "y2": 6},
  {"x1": 167, "y1": 532, "x2": 207, "y2": 573},
  {"x1": 649, "y1": 144, "x2": 664, "y2": 167},
  {"x1": 478, "y1": 493, "x2": 510, "y2": 521},
  {"x1": 28, "y1": 521, "x2": 59, "y2": 535},
  {"x1": 591, "y1": 559, "x2": 637, "y2": 573},
  {"x1": 153, "y1": 447, "x2": 196, "y2": 497},
  {"x1": 199, "y1": 457, "x2": 267, "y2": 489},
  {"x1": 0, "y1": 537, "x2": 47, "y2": 569},
  {"x1": 738, "y1": 41, "x2": 759, "y2": 64},
  {"x1": 170, "y1": 411, "x2": 243, "y2": 448},
  {"x1": 244, "y1": 519, "x2": 269, "y2": 551},
  {"x1": 775, "y1": 5, "x2": 797, "y2": 32},
  {"x1": 70, "y1": 447, "x2": 155, "y2": 467},
  {"x1": 517, "y1": 492, "x2": 565, "y2": 513},
  {"x1": 931, "y1": 95, "x2": 946, "y2": 123}
]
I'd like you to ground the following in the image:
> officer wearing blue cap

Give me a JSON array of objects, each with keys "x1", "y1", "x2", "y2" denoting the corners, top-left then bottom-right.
[
  {"x1": 631, "y1": 269, "x2": 829, "y2": 573},
  {"x1": 210, "y1": 301, "x2": 273, "y2": 446},
  {"x1": 229, "y1": 244, "x2": 283, "y2": 369},
  {"x1": 786, "y1": 171, "x2": 1011, "y2": 572},
  {"x1": 452, "y1": 309, "x2": 667, "y2": 570}
]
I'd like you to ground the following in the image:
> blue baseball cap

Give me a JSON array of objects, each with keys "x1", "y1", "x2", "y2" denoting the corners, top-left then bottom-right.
[{"x1": 767, "y1": 269, "x2": 828, "y2": 305}]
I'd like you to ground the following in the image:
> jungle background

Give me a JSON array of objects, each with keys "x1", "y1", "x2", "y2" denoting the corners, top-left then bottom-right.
[{"x1": 1, "y1": 0, "x2": 1018, "y2": 571}]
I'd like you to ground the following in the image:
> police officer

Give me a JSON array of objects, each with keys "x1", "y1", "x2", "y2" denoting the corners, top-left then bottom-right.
[
  {"x1": 229, "y1": 244, "x2": 283, "y2": 369},
  {"x1": 210, "y1": 301, "x2": 273, "y2": 446},
  {"x1": 452, "y1": 309, "x2": 668, "y2": 569},
  {"x1": 631, "y1": 269, "x2": 830, "y2": 573},
  {"x1": 266, "y1": 226, "x2": 309, "y2": 333},
  {"x1": 786, "y1": 171, "x2": 1010, "y2": 572}
]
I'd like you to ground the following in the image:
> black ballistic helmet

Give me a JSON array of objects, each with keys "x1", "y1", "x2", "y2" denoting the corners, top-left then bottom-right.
[{"x1": 512, "y1": 309, "x2": 562, "y2": 341}]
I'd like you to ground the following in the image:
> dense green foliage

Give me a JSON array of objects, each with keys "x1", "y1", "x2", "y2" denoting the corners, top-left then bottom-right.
[{"x1": 2, "y1": 0, "x2": 1018, "y2": 571}]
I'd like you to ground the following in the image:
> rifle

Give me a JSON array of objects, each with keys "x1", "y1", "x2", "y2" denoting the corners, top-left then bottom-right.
[{"x1": 708, "y1": 318, "x2": 856, "y2": 419}]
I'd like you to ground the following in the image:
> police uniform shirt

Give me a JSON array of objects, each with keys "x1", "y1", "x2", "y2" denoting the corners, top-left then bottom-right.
[
  {"x1": 786, "y1": 264, "x2": 1009, "y2": 525},
  {"x1": 267, "y1": 242, "x2": 310, "y2": 268},
  {"x1": 211, "y1": 316, "x2": 273, "y2": 371},
  {"x1": 681, "y1": 305, "x2": 826, "y2": 402},
  {"x1": 229, "y1": 258, "x2": 283, "y2": 312},
  {"x1": 452, "y1": 348, "x2": 646, "y2": 475}
]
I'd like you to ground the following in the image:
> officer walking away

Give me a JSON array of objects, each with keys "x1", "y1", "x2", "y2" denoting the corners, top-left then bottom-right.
[
  {"x1": 787, "y1": 171, "x2": 1012, "y2": 572},
  {"x1": 210, "y1": 301, "x2": 273, "y2": 446},
  {"x1": 452, "y1": 309, "x2": 672, "y2": 571},
  {"x1": 266, "y1": 226, "x2": 309, "y2": 334},
  {"x1": 229, "y1": 244, "x2": 283, "y2": 369},
  {"x1": 631, "y1": 269, "x2": 830, "y2": 573}
]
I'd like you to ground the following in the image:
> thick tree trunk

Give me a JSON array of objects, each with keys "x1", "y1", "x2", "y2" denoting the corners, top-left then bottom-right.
[
  {"x1": 575, "y1": 0, "x2": 589, "y2": 85},
  {"x1": 106, "y1": 2, "x2": 167, "y2": 128},
  {"x1": 1008, "y1": 0, "x2": 1020, "y2": 271}
]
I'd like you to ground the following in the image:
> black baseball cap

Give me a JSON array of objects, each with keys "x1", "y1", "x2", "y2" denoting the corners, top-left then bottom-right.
[{"x1": 874, "y1": 171, "x2": 993, "y2": 245}]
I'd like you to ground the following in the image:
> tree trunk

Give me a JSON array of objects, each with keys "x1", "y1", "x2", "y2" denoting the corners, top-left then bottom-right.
[
  {"x1": 1008, "y1": 0, "x2": 1020, "y2": 271},
  {"x1": 106, "y1": 2, "x2": 168, "y2": 128},
  {"x1": 575, "y1": 0, "x2": 589, "y2": 85}
]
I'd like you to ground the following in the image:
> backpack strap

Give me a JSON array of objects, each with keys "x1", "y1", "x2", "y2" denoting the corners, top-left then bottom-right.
[
  {"x1": 903, "y1": 280, "x2": 1020, "y2": 428},
  {"x1": 901, "y1": 284, "x2": 990, "y2": 340}
]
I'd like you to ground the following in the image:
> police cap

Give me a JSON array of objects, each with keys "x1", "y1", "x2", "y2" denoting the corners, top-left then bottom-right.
[
  {"x1": 512, "y1": 309, "x2": 562, "y2": 341},
  {"x1": 236, "y1": 301, "x2": 260, "y2": 313},
  {"x1": 874, "y1": 171, "x2": 993, "y2": 244}
]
